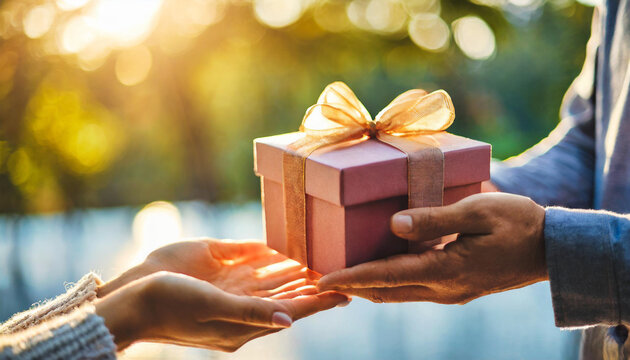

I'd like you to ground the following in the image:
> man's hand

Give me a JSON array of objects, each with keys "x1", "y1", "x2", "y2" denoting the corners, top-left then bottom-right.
[
  {"x1": 98, "y1": 239, "x2": 313, "y2": 298},
  {"x1": 318, "y1": 193, "x2": 548, "y2": 304},
  {"x1": 96, "y1": 272, "x2": 348, "y2": 352}
]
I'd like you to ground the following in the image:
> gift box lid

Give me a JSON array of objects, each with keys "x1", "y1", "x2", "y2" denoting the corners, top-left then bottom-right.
[{"x1": 254, "y1": 132, "x2": 490, "y2": 207}]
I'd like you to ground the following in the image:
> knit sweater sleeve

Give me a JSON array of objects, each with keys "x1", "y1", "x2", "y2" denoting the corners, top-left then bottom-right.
[
  {"x1": 0, "y1": 304, "x2": 116, "y2": 360},
  {"x1": 0, "y1": 273, "x2": 102, "y2": 335}
]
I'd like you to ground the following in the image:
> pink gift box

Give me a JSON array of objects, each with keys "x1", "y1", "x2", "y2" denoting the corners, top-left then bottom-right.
[{"x1": 254, "y1": 132, "x2": 491, "y2": 275}]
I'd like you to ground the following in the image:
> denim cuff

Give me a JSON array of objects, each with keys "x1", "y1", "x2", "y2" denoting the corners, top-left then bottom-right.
[{"x1": 545, "y1": 207, "x2": 620, "y2": 327}]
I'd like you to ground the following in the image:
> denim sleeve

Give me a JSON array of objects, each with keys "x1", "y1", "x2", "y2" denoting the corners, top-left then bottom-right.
[
  {"x1": 545, "y1": 207, "x2": 630, "y2": 327},
  {"x1": 491, "y1": 10, "x2": 599, "y2": 208}
]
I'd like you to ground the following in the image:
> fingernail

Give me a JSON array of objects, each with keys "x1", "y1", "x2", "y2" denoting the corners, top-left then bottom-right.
[
  {"x1": 336, "y1": 299, "x2": 352, "y2": 308},
  {"x1": 272, "y1": 312, "x2": 293, "y2": 327},
  {"x1": 392, "y1": 214, "x2": 413, "y2": 234}
]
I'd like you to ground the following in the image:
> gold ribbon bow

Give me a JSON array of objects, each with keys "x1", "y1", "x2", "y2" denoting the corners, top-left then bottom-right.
[{"x1": 283, "y1": 82, "x2": 455, "y2": 266}]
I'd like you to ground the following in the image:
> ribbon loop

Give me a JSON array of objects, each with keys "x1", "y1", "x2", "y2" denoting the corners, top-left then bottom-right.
[{"x1": 300, "y1": 82, "x2": 455, "y2": 140}]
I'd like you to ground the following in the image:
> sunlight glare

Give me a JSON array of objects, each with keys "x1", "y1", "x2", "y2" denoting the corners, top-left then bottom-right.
[
  {"x1": 60, "y1": 16, "x2": 94, "y2": 53},
  {"x1": 56, "y1": 0, "x2": 91, "y2": 11},
  {"x1": 87, "y1": 0, "x2": 163, "y2": 48},
  {"x1": 452, "y1": 16, "x2": 496, "y2": 60},
  {"x1": 23, "y1": 5, "x2": 56, "y2": 39},
  {"x1": 132, "y1": 201, "x2": 183, "y2": 265}
]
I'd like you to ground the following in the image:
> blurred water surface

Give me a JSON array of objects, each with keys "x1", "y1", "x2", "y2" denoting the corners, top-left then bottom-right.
[{"x1": 0, "y1": 201, "x2": 580, "y2": 359}]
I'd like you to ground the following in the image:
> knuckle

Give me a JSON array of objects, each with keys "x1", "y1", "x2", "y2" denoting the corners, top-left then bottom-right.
[
  {"x1": 242, "y1": 301, "x2": 263, "y2": 324},
  {"x1": 369, "y1": 290, "x2": 385, "y2": 304},
  {"x1": 383, "y1": 260, "x2": 398, "y2": 285},
  {"x1": 415, "y1": 207, "x2": 438, "y2": 238}
]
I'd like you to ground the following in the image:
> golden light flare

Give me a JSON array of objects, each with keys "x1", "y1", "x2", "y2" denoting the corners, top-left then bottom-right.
[
  {"x1": 59, "y1": 15, "x2": 94, "y2": 53},
  {"x1": 168, "y1": 0, "x2": 226, "y2": 38},
  {"x1": 452, "y1": 16, "x2": 496, "y2": 60},
  {"x1": 53, "y1": 0, "x2": 163, "y2": 57},
  {"x1": 25, "y1": 83, "x2": 123, "y2": 175},
  {"x1": 6, "y1": 0, "x2": 501, "y2": 76},
  {"x1": 115, "y1": 45, "x2": 153, "y2": 86},
  {"x1": 56, "y1": 0, "x2": 91, "y2": 11},
  {"x1": 88, "y1": 0, "x2": 163, "y2": 47}
]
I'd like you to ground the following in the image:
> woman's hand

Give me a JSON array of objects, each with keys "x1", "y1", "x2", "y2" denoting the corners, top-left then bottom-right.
[
  {"x1": 95, "y1": 272, "x2": 348, "y2": 352},
  {"x1": 98, "y1": 239, "x2": 314, "y2": 298}
]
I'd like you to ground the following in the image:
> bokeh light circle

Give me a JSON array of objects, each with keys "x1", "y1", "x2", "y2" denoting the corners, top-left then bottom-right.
[
  {"x1": 408, "y1": 13, "x2": 450, "y2": 52},
  {"x1": 452, "y1": 16, "x2": 496, "y2": 60},
  {"x1": 23, "y1": 5, "x2": 56, "y2": 39},
  {"x1": 115, "y1": 46, "x2": 153, "y2": 86},
  {"x1": 254, "y1": 0, "x2": 304, "y2": 28}
]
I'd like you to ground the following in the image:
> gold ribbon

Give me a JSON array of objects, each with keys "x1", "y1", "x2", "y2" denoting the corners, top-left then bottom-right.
[{"x1": 282, "y1": 82, "x2": 455, "y2": 266}]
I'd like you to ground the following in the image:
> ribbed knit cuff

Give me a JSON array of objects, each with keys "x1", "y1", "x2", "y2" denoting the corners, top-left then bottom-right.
[
  {"x1": 0, "y1": 304, "x2": 116, "y2": 360},
  {"x1": 0, "y1": 273, "x2": 103, "y2": 334}
]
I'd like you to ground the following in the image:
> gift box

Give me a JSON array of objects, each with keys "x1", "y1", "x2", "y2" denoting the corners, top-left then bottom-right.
[{"x1": 253, "y1": 82, "x2": 491, "y2": 275}]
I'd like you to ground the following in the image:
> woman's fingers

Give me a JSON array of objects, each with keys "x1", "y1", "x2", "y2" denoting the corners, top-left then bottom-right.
[
  {"x1": 208, "y1": 292, "x2": 293, "y2": 328},
  {"x1": 236, "y1": 252, "x2": 290, "y2": 270},
  {"x1": 269, "y1": 286, "x2": 319, "y2": 300},
  {"x1": 207, "y1": 239, "x2": 276, "y2": 263},
  {"x1": 252, "y1": 278, "x2": 315, "y2": 297},
  {"x1": 255, "y1": 268, "x2": 309, "y2": 291}
]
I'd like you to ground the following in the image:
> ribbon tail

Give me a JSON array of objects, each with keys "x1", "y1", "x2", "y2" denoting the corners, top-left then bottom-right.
[
  {"x1": 283, "y1": 134, "x2": 363, "y2": 266},
  {"x1": 282, "y1": 148, "x2": 309, "y2": 265},
  {"x1": 376, "y1": 133, "x2": 445, "y2": 253}
]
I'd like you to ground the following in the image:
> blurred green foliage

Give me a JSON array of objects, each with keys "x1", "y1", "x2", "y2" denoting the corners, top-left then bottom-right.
[{"x1": 0, "y1": 0, "x2": 592, "y2": 213}]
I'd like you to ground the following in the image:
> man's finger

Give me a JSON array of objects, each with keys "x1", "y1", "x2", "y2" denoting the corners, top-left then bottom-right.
[
  {"x1": 318, "y1": 251, "x2": 451, "y2": 290},
  {"x1": 390, "y1": 195, "x2": 493, "y2": 241},
  {"x1": 335, "y1": 285, "x2": 438, "y2": 303}
]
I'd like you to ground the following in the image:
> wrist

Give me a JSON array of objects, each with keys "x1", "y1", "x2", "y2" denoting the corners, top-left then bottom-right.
[
  {"x1": 97, "y1": 261, "x2": 157, "y2": 298},
  {"x1": 533, "y1": 205, "x2": 548, "y2": 281},
  {"x1": 95, "y1": 281, "x2": 147, "y2": 350}
]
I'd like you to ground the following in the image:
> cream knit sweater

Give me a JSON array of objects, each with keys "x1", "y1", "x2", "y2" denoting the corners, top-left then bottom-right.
[{"x1": 0, "y1": 273, "x2": 117, "y2": 359}]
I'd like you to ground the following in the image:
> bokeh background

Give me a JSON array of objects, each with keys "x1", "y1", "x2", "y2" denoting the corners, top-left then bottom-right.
[{"x1": 0, "y1": 0, "x2": 592, "y2": 358}]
